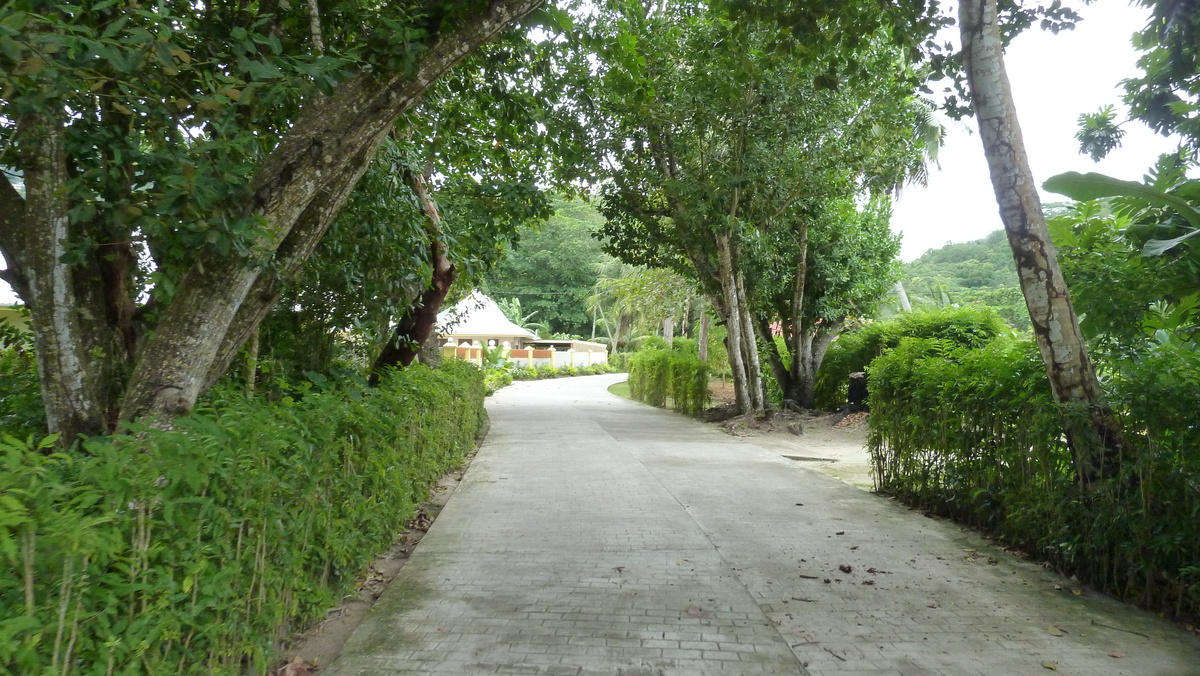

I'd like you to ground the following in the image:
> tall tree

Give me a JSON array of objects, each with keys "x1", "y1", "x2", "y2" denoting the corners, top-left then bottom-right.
[
  {"x1": 486, "y1": 198, "x2": 615, "y2": 337},
  {"x1": 959, "y1": 0, "x2": 1122, "y2": 483},
  {"x1": 0, "y1": 0, "x2": 546, "y2": 439},
  {"x1": 590, "y1": 2, "x2": 926, "y2": 413},
  {"x1": 755, "y1": 197, "x2": 902, "y2": 408}
]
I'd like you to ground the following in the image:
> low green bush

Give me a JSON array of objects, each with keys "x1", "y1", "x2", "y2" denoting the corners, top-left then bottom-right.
[
  {"x1": 869, "y1": 336, "x2": 1200, "y2": 621},
  {"x1": 0, "y1": 343, "x2": 44, "y2": 440},
  {"x1": 484, "y1": 369, "x2": 514, "y2": 395},
  {"x1": 0, "y1": 361, "x2": 485, "y2": 675},
  {"x1": 628, "y1": 348, "x2": 709, "y2": 416},
  {"x1": 813, "y1": 306, "x2": 1010, "y2": 410}
]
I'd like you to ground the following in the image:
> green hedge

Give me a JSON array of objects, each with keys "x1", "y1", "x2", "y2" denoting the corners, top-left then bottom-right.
[
  {"x1": 868, "y1": 337, "x2": 1200, "y2": 620},
  {"x1": 628, "y1": 348, "x2": 709, "y2": 416},
  {"x1": 0, "y1": 338, "x2": 45, "y2": 440},
  {"x1": 813, "y1": 306, "x2": 1010, "y2": 410},
  {"x1": 0, "y1": 361, "x2": 485, "y2": 675}
]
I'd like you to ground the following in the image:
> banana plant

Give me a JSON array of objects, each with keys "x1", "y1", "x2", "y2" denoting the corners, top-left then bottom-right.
[{"x1": 1044, "y1": 170, "x2": 1200, "y2": 256}]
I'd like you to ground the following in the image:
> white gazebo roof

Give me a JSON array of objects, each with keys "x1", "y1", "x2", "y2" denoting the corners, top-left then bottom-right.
[{"x1": 437, "y1": 291, "x2": 537, "y2": 340}]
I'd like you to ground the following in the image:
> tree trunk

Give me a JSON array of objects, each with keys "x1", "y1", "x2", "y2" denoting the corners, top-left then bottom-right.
[
  {"x1": 802, "y1": 319, "x2": 842, "y2": 409},
  {"x1": 371, "y1": 172, "x2": 457, "y2": 384},
  {"x1": 715, "y1": 233, "x2": 751, "y2": 414},
  {"x1": 662, "y1": 316, "x2": 674, "y2": 345},
  {"x1": 15, "y1": 115, "x2": 123, "y2": 440},
  {"x1": 103, "y1": 0, "x2": 543, "y2": 424},
  {"x1": 960, "y1": 0, "x2": 1122, "y2": 483},
  {"x1": 894, "y1": 280, "x2": 912, "y2": 312},
  {"x1": 735, "y1": 271, "x2": 764, "y2": 413},
  {"x1": 417, "y1": 333, "x2": 444, "y2": 369},
  {"x1": 243, "y1": 328, "x2": 260, "y2": 396},
  {"x1": 698, "y1": 309, "x2": 709, "y2": 362},
  {"x1": 756, "y1": 318, "x2": 796, "y2": 403}
]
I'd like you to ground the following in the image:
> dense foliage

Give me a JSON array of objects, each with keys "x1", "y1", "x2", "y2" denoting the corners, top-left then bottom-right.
[
  {"x1": 483, "y1": 362, "x2": 619, "y2": 396},
  {"x1": 485, "y1": 198, "x2": 615, "y2": 338},
  {"x1": 895, "y1": 230, "x2": 1028, "y2": 330},
  {"x1": 627, "y1": 342, "x2": 710, "y2": 416},
  {"x1": 868, "y1": 336, "x2": 1200, "y2": 621},
  {"x1": 812, "y1": 306, "x2": 1010, "y2": 410},
  {"x1": 0, "y1": 361, "x2": 485, "y2": 674},
  {"x1": 0, "y1": 317, "x2": 44, "y2": 439}
]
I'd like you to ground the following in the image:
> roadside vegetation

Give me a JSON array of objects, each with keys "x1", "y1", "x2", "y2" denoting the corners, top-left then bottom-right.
[{"x1": 1, "y1": 0, "x2": 1198, "y2": 671}]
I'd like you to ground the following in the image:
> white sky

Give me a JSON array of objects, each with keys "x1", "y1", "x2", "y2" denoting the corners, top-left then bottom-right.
[
  {"x1": 0, "y1": 0, "x2": 1177, "y2": 304},
  {"x1": 892, "y1": 0, "x2": 1181, "y2": 261}
]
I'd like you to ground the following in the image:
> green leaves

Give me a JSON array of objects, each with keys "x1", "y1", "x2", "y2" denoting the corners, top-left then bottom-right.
[
  {"x1": 867, "y1": 328, "x2": 1200, "y2": 621},
  {"x1": 1044, "y1": 171, "x2": 1200, "y2": 256},
  {"x1": 1044, "y1": 172, "x2": 1200, "y2": 230},
  {"x1": 0, "y1": 360, "x2": 487, "y2": 673}
]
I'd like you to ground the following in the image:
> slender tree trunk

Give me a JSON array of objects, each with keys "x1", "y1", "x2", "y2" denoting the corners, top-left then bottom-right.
[
  {"x1": 894, "y1": 280, "x2": 912, "y2": 312},
  {"x1": 802, "y1": 319, "x2": 842, "y2": 408},
  {"x1": 715, "y1": 233, "x2": 751, "y2": 414},
  {"x1": 756, "y1": 318, "x2": 795, "y2": 403},
  {"x1": 698, "y1": 307, "x2": 709, "y2": 362},
  {"x1": 960, "y1": 0, "x2": 1122, "y2": 483},
  {"x1": 662, "y1": 316, "x2": 674, "y2": 345},
  {"x1": 787, "y1": 222, "x2": 809, "y2": 387},
  {"x1": 371, "y1": 172, "x2": 456, "y2": 384},
  {"x1": 243, "y1": 328, "x2": 260, "y2": 396},
  {"x1": 735, "y1": 271, "x2": 764, "y2": 413}
]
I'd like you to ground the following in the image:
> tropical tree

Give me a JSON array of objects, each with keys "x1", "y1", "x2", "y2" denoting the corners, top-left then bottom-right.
[
  {"x1": 589, "y1": 1, "x2": 928, "y2": 414},
  {"x1": 485, "y1": 198, "x2": 614, "y2": 337},
  {"x1": 959, "y1": 0, "x2": 1123, "y2": 483},
  {"x1": 0, "y1": 0, "x2": 553, "y2": 440},
  {"x1": 755, "y1": 197, "x2": 902, "y2": 408},
  {"x1": 496, "y1": 296, "x2": 548, "y2": 336}
]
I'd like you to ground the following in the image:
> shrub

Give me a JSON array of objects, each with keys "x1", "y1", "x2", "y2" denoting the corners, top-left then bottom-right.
[
  {"x1": 0, "y1": 342, "x2": 45, "y2": 440},
  {"x1": 868, "y1": 336, "x2": 1200, "y2": 621},
  {"x1": 0, "y1": 361, "x2": 485, "y2": 674},
  {"x1": 483, "y1": 369, "x2": 513, "y2": 395},
  {"x1": 813, "y1": 306, "x2": 1010, "y2": 410},
  {"x1": 628, "y1": 348, "x2": 709, "y2": 415}
]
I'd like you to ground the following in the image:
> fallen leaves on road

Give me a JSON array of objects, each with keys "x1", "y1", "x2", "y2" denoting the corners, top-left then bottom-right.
[{"x1": 278, "y1": 657, "x2": 314, "y2": 676}]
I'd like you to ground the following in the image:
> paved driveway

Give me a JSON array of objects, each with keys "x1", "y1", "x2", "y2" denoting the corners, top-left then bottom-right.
[{"x1": 327, "y1": 374, "x2": 1200, "y2": 675}]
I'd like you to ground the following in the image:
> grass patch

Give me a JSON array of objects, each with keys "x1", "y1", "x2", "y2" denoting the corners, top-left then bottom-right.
[{"x1": 607, "y1": 379, "x2": 632, "y2": 400}]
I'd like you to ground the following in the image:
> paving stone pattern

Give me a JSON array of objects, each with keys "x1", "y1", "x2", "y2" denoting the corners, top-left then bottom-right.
[{"x1": 327, "y1": 374, "x2": 1200, "y2": 676}]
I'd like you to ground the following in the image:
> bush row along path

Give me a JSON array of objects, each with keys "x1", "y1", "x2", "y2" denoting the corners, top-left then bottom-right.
[{"x1": 326, "y1": 374, "x2": 1199, "y2": 675}]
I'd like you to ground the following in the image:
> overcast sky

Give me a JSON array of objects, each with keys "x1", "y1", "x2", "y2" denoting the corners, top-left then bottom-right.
[
  {"x1": 0, "y1": 1, "x2": 1179, "y2": 305},
  {"x1": 892, "y1": 0, "x2": 1181, "y2": 261}
]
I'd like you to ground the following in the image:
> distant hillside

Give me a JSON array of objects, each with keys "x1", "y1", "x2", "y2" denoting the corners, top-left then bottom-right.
[{"x1": 896, "y1": 230, "x2": 1029, "y2": 331}]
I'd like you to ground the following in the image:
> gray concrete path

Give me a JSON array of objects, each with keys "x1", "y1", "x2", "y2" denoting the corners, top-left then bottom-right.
[{"x1": 327, "y1": 374, "x2": 1200, "y2": 676}]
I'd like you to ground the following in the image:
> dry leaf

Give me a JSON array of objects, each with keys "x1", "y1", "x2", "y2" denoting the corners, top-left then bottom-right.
[
  {"x1": 280, "y1": 657, "x2": 313, "y2": 676},
  {"x1": 1041, "y1": 661, "x2": 1058, "y2": 670},
  {"x1": 1047, "y1": 625, "x2": 1065, "y2": 636}
]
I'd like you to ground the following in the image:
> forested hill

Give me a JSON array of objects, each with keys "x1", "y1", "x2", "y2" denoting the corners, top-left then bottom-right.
[{"x1": 899, "y1": 230, "x2": 1029, "y2": 330}]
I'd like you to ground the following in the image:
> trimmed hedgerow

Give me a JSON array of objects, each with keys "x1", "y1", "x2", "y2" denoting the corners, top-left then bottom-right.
[
  {"x1": 813, "y1": 306, "x2": 1010, "y2": 410},
  {"x1": 868, "y1": 336, "x2": 1200, "y2": 621},
  {"x1": 0, "y1": 361, "x2": 485, "y2": 675},
  {"x1": 628, "y1": 346, "x2": 709, "y2": 416}
]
